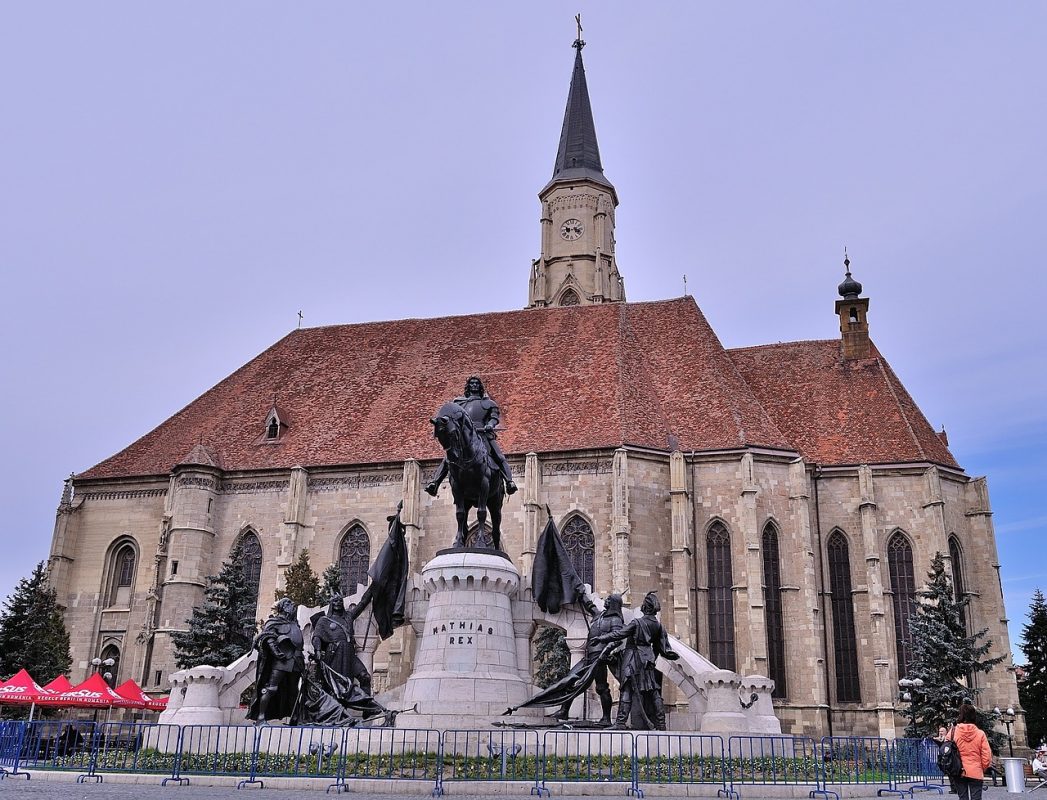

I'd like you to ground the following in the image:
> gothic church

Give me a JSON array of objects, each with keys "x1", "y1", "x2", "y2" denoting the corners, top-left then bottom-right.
[{"x1": 47, "y1": 38, "x2": 1020, "y2": 737}]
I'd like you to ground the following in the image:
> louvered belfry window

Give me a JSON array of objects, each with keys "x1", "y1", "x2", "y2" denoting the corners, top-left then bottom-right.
[
  {"x1": 238, "y1": 531, "x2": 263, "y2": 609},
  {"x1": 339, "y1": 524, "x2": 371, "y2": 596},
  {"x1": 827, "y1": 530, "x2": 861, "y2": 702},
  {"x1": 888, "y1": 532, "x2": 917, "y2": 679},
  {"x1": 706, "y1": 522, "x2": 736, "y2": 671},
  {"x1": 761, "y1": 523, "x2": 787, "y2": 698},
  {"x1": 562, "y1": 516, "x2": 596, "y2": 590}
]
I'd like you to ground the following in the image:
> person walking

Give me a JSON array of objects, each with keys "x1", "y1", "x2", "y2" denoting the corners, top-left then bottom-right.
[{"x1": 952, "y1": 704, "x2": 992, "y2": 800}]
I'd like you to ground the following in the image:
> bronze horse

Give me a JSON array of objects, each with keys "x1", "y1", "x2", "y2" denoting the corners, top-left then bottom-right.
[{"x1": 427, "y1": 402, "x2": 504, "y2": 550}]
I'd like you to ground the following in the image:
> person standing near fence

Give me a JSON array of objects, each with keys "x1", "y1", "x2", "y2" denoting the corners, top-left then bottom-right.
[{"x1": 952, "y1": 704, "x2": 992, "y2": 800}]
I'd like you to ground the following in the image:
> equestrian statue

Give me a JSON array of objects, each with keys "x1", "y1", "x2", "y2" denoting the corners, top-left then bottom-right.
[{"x1": 426, "y1": 376, "x2": 515, "y2": 550}]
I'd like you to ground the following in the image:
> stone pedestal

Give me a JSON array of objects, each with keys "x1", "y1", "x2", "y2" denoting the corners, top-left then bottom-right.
[{"x1": 402, "y1": 550, "x2": 531, "y2": 718}]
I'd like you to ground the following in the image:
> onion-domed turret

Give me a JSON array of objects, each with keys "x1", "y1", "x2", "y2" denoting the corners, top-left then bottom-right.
[{"x1": 838, "y1": 253, "x2": 863, "y2": 299}]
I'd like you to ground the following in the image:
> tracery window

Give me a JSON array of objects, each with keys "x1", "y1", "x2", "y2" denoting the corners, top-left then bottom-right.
[
  {"x1": 706, "y1": 522, "x2": 736, "y2": 671},
  {"x1": 559, "y1": 288, "x2": 580, "y2": 306},
  {"x1": 888, "y1": 531, "x2": 917, "y2": 679},
  {"x1": 339, "y1": 524, "x2": 371, "y2": 596},
  {"x1": 761, "y1": 523, "x2": 787, "y2": 698},
  {"x1": 107, "y1": 543, "x2": 137, "y2": 607},
  {"x1": 827, "y1": 530, "x2": 861, "y2": 702},
  {"x1": 562, "y1": 516, "x2": 596, "y2": 590},
  {"x1": 237, "y1": 531, "x2": 263, "y2": 610},
  {"x1": 466, "y1": 524, "x2": 494, "y2": 549}
]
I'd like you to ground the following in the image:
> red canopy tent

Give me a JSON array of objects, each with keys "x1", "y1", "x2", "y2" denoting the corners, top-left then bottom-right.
[
  {"x1": 0, "y1": 669, "x2": 57, "y2": 718},
  {"x1": 50, "y1": 673, "x2": 138, "y2": 709},
  {"x1": 113, "y1": 679, "x2": 168, "y2": 712},
  {"x1": 42, "y1": 675, "x2": 74, "y2": 694}
]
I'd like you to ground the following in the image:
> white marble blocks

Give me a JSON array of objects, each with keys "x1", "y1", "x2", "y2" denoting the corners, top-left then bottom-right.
[{"x1": 402, "y1": 550, "x2": 531, "y2": 717}]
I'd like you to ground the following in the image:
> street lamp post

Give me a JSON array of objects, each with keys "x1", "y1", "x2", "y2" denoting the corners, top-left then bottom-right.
[
  {"x1": 898, "y1": 678, "x2": 925, "y2": 731},
  {"x1": 994, "y1": 706, "x2": 1016, "y2": 758}
]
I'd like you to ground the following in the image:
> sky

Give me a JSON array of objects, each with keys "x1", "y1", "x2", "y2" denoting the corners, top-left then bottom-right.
[{"x1": 2, "y1": 3, "x2": 1045, "y2": 660}]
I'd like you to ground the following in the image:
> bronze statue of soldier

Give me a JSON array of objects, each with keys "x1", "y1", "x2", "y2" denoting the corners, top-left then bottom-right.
[
  {"x1": 553, "y1": 594, "x2": 624, "y2": 725},
  {"x1": 247, "y1": 597, "x2": 305, "y2": 725},
  {"x1": 310, "y1": 593, "x2": 372, "y2": 697},
  {"x1": 427, "y1": 376, "x2": 517, "y2": 496},
  {"x1": 594, "y1": 591, "x2": 679, "y2": 730}
]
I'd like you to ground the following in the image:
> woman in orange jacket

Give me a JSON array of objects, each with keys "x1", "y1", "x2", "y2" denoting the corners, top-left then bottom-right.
[{"x1": 952, "y1": 703, "x2": 993, "y2": 800}]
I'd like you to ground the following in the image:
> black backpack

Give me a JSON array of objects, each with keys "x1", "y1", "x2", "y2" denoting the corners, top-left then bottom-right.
[{"x1": 938, "y1": 730, "x2": 965, "y2": 778}]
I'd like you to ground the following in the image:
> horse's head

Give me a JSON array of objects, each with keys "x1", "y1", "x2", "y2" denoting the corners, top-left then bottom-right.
[{"x1": 431, "y1": 402, "x2": 466, "y2": 449}]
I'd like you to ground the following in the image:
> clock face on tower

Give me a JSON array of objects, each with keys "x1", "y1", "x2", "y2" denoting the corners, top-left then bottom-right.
[{"x1": 559, "y1": 219, "x2": 584, "y2": 241}]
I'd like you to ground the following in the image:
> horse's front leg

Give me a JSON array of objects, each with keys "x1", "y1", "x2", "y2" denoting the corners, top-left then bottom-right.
[
  {"x1": 488, "y1": 496, "x2": 503, "y2": 552},
  {"x1": 475, "y1": 475, "x2": 490, "y2": 536},
  {"x1": 453, "y1": 502, "x2": 468, "y2": 548}
]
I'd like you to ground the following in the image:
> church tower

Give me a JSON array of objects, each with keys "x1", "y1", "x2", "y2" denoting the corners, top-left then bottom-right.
[{"x1": 527, "y1": 33, "x2": 625, "y2": 308}]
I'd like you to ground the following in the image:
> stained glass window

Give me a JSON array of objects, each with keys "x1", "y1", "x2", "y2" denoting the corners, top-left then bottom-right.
[
  {"x1": 827, "y1": 530, "x2": 861, "y2": 702},
  {"x1": 888, "y1": 531, "x2": 917, "y2": 679},
  {"x1": 108, "y1": 543, "x2": 136, "y2": 607},
  {"x1": 761, "y1": 523, "x2": 787, "y2": 698},
  {"x1": 238, "y1": 531, "x2": 263, "y2": 609},
  {"x1": 562, "y1": 516, "x2": 596, "y2": 590},
  {"x1": 706, "y1": 522, "x2": 736, "y2": 671},
  {"x1": 949, "y1": 536, "x2": 968, "y2": 630},
  {"x1": 339, "y1": 524, "x2": 371, "y2": 595}
]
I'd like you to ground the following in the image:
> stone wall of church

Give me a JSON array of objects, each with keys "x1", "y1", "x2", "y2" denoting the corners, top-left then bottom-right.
[{"x1": 50, "y1": 448, "x2": 1020, "y2": 740}]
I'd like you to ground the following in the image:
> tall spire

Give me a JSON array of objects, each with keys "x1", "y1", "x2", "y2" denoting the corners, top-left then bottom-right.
[{"x1": 543, "y1": 27, "x2": 615, "y2": 199}]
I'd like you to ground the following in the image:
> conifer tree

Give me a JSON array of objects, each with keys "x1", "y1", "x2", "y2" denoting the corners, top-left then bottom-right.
[
  {"x1": 274, "y1": 549, "x2": 322, "y2": 608},
  {"x1": 899, "y1": 551, "x2": 1005, "y2": 749},
  {"x1": 532, "y1": 626, "x2": 570, "y2": 688},
  {"x1": 321, "y1": 563, "x2": 342, "y2": 600},
  {"x1": 171, "y1": 541, "x2": 257, "y2": 669},
  {"x1": 0, "y1": 561, "x2": 72, "y2": 681},
  {"x1": 1019, "y1": 589, "x2": 1047, "y2": 749}
]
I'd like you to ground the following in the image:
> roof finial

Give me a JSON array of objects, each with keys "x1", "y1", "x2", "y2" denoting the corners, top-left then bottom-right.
[
  {"x1": 838, "y1": 246, "x2": 863, "y2": 299},
  {"x1": 573, "y1": 13, "x2": 585, "y2": 50}
]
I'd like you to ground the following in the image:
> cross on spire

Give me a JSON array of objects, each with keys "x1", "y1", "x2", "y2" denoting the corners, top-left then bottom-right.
[{"x1": 573, "y1": 13, "x2": 585, "y2": 50}]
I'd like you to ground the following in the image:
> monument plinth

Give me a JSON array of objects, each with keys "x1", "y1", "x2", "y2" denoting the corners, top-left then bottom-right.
[{"x1": 401, "y1": 550, "x2": 531, "y2": 719}]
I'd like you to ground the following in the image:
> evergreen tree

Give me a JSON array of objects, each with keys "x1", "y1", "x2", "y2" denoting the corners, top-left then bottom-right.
[
  {"x1": 274, "y1": 549, "x2": 322, "y2": 608},
  {"x1": 171, "y1": 541, "x2": 257, "y2": 669},
  {"x1": 532, "y1": 626, "x2": 570, "y2": 688},
  {"x1": 321, "y1": 563, "x2": 342, "y2": 601},
  {"x1": 1019, "y1": 589, "x2": 1047, "y2": 749},
  {"x1": 0, "y1": 561, "x2": 72, "y2": 682},
  {"x1": 900, "y1": 551, "x2": 1006, "y2": 750}
]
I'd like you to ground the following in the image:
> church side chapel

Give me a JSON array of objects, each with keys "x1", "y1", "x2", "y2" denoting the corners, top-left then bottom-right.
[{"x1": 47, "y1": 30, "x2": 1020, "y2": 737}]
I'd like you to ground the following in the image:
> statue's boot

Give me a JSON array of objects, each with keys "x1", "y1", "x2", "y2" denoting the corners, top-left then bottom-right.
[
  {"x1": 597, "y1": 688, "x2": 613, "y2": 726},
  {"x1": 610, "y1": 694, "x2": 631, "y2": 730},
  {"x1": 650, "y1": 692, "x2": 667, "y2": 731},
  {"x1": 552, "y1": 703, "x2": 571, "y2": 721},
  {"x1": 255, "y1": 689, "x2": 273, "y2": 725}
]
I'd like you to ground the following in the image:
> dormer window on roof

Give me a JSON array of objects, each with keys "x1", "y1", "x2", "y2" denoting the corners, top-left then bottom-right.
[{"x1": 262, "y1": 405, "x2": 288, "y2": 442}]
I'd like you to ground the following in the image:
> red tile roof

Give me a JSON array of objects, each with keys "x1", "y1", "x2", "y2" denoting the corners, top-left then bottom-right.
[
  {"x1": 728, "y1": 339, "x2": 958, "y2": 468},
  {"x1": 78, "y1": 298, "x2": 957, "y2": 480}
]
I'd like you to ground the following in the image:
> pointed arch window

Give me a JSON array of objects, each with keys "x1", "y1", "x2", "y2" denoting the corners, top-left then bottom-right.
[
  {"x1": 761, "y1": 523, "x2": 787, "y2": 698},
  {"x1": 562, "y1": 516, "x2": 596, "y2": 590},
  {"x1": 949, "y1": 536, "x2": 968, "y2": 631},
  {"x1": 888, "y1": 531, "x2": 917, "y2": 679},
  {"x1": 339, "y1": 524, "x2": 371, "y2": 596},
  {"x1": 237, "y1": 531, "x2": 263, "y2": 611},
  {"x1": 107, "y1": 542, "x2": 137, "y2": 607},
  {"x1": 706, "y1": 522, "x2": 736, "y2": 671},
  {"x1": 466, "y1": 523, "x2": 494, "y2": 549},
  {"x1": 99, "y1": 644, "x2": 120, "y2": 688},
  {"x1": 827, "y1": 530, "x2": 861, "y2": 702},
  {"x1": 559, "y1": 288, "x2": 580, "y2": 306}
]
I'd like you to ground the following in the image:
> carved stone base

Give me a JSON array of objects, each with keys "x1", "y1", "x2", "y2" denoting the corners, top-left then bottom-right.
[{"x1": 401, "y1": 551, "x2": 530, "y2": 717}]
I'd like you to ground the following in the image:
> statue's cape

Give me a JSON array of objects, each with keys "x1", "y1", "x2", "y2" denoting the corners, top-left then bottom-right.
[{"x1": 531, "y1": 516, "x2": 586, "y2": 614}]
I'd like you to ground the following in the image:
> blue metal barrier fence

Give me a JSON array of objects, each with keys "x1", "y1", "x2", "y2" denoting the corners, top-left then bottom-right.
[{"x1": 0, "y1": 720, "x2": 27, "y2": 779}]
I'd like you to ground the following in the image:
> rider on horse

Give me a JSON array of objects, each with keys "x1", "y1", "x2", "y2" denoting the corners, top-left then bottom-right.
[{"x1": 426, "y1": 376, "x2": 518, "y2": 496}]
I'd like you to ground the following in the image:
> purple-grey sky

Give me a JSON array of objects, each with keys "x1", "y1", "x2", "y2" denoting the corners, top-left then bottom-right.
[{"x1": 2, "y1": 3, "x2": 1044, "y2": 658}]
